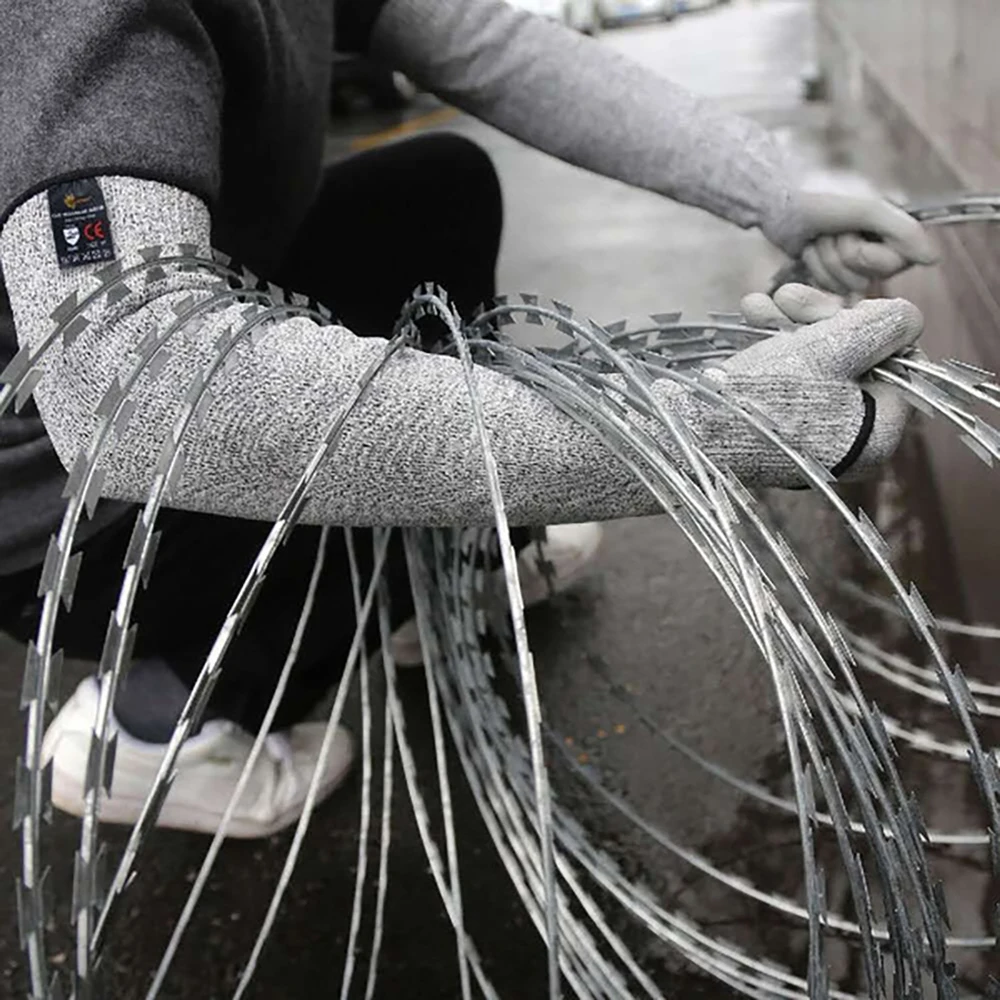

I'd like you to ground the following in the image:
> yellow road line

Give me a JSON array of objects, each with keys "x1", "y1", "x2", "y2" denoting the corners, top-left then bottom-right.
[{"x1": 349, "y1": 106, "x2": 460, "y2": 152}]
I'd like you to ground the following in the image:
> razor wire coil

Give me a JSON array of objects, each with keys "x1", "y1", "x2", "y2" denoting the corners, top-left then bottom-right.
[{"x1": 4, "y1": 195, "x2": 1000, "y2": 999}]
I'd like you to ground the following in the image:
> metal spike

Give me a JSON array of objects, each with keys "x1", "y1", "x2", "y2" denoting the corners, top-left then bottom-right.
[
  {"x1": 153, "y1": 438, "x2": 174, "y2": 479},
  {"x1": 48, "y1": 650, "x2": 64, "y2": 715},
  {"x1": 50, "y1": 290, "x2": 79, "y2": 325},
  {"x1": 123, "y1": 513, "x2": 152, "y2": 571},
  {"x1": 178, "y1": 242, "x2": 201, "y2": 259},
  {"x1": 83, "y1": 735, "x2": 103, "y2": 797},
  {"x1": 84, "y1": 466, "x2": 107, "y2": 521},
  {"x1": 649, "y1": 312, "x2": 683, "y2": 325},
  {"x1": 94, "y1": 261, "x2": 123, "y2": 285},
  {"x1": 942, "y1": 357, "x2": 996, "y2": 384},
  {"x1": 105, "y1": 281, "x2": 134, "y2": 307},
  {"x1": 193, "y1": 388, "x2": 215, "y2": 426},
  {"x1": 11, "y1": 757, "x2": 30, "y2": 831},
  {"x1": 15, "y1": 876, "x2": 33, "y2": 948},
  {"x1": 0, "y1": 344, "x2": 32, "y2": 386},
  {"x1": 14, "y1": 368, "x2": 44, "y2": 413},
  {"x1": 145, "y1": 264, "x2": 167, "y2": 285},
  {"x1": 19, "y1": 642, "x2": 39, "y2": 711},
  {"x1": 40, "y1": 759, "x2": 53, "y2": 825},
  {"x1": 145, "y1": 347, "x2": 173, "y2": 382},
  {"x1": 164, "y1": 451, "x2": 187, "y2": 499},
  {"x1": 213, "y1": 325, "x2": 235, "y2": 353},
  {"x1": 605, "y1": 320, "x2": 627, "y2": 336},
  {"x1": 183, "y1": 371, "x2": 205, "y2": 406},
  {"x1": 123, "y1": 622, "x2": 138, "y2": 672},
  {"x1": 868, "y1": 703, "x2": 897, "y2": 761},
  {"x1": 61, "y1": 552, "x2": 82, "y2": 613},
  {"x1": 906, "y1": 582, "x2": 934, "y2": 631},
  {"x1": 959, "y1": 433, "x2": 994, "y2": 466},
  {"x1": 824, "y1": 614, "x2": 853, "y2": 670},
  {"x1": 138, "y1": 245, "x2": 165, "y2": 262},
  {"x1": 856, "y1": 509, "x2": 891, "y2": 562},
  {"x1": 112, "y1": 398, "x2": 137, "y2": 439},
  {"x1": 97, "y1": 613, "x2": 124, "y2": 681},
  {"x1": 103, "y1": 733, "x2": 118, "y2": 795},
  {"x1": 136, "y1": 325, "x2": 160, "y2": 358},
  {"x1": 171, "y1": 294, "x2": 196, "y2": 317},
  {"x1": 95, "y1": 378, "x2": 123, "y2": 421},
  {"x1": 800, "y1": 762, "x2": 817, "y2": 824},
  {"x1": 947, "y1": 665, "x2": 979, "y2": 716},
  {"x1": 140, "y1": 531, "x2": 162, "y2": 590},
  {"x1": 37, "y1": 536, "x2": 63, "y2": 597},
  {"x1": 62, "y1": 451, "x2": 89, "y2": 501}
]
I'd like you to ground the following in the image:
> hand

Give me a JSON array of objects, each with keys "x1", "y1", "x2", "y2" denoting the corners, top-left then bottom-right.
[
  {"x1": 740, "y1": 282, "x2": 844, "y2": 329},
  {"x1": 762, "y1": 191, "x2": 940, "y2": 296},
  {"x1": 707, "y1": 288, "x2": 924, "y2": 480}
]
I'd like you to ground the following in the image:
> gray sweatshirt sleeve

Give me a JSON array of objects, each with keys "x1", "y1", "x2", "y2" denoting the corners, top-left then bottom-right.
[
  {"x1": 370, "y1": 0, "x2": 800, "y2": 241},
  {"x1": 0, "y1": 178, "x2": 866, "y2": 530}
]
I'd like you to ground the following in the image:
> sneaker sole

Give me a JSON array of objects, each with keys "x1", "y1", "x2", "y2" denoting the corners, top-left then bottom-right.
[{"x1": 49, "y1": 754, "x2": 354, "y2": 839}]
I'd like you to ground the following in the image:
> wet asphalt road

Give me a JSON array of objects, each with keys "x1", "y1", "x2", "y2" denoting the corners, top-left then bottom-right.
[{"x1": 2, "y1": 1, "x2": 996, "y2": 997}]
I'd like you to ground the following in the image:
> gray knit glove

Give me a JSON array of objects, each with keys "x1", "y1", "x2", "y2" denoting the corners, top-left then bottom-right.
[
  {"x1": 725, "y1": 284, "x2": 922, "y2": 480},
  {"x1": 761, "y1": 191, "x2": 940, "y2": 295}
]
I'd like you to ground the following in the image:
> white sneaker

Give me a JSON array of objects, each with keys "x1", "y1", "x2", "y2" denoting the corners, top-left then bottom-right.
[
  {"x1": 42, "y1": 677, "x2": 355, "y2": 839},
  {"x1": 390, "y1": 522, "x2": 603, "y2": 666}
]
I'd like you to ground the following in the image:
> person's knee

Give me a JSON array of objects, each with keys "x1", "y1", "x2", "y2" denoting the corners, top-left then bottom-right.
[{"x1": 420, "y1": 133, "x2": 503, "y2": 244}]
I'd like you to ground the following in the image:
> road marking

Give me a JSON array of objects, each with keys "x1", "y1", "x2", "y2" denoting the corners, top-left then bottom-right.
[{"x1": 349, "y1": 107, "x2": 460, "y2": 152}]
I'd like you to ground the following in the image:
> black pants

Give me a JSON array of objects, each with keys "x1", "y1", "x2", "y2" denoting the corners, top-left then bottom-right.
[{"x1": 0, "y1": 133, "x2": 512, "y2": 733}]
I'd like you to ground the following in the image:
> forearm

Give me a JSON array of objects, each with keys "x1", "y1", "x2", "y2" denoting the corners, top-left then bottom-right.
[
  {"x1": 0, "y1": 179, "x2": 862, "y2": 530},
  {"x1": 370, "y1": 0, "x2": 797, "y2": 231}
]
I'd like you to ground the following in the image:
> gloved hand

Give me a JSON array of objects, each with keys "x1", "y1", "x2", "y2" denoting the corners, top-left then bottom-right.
[
  {"x1": 761, "y1": 191, "x2": 940, "y2": 296},
  {"x1": 702, "y1": 287, "x2": 923, "y2": 481},
  {"x1": 740, "y1": 282, "x2": 845, "y2": 329}
]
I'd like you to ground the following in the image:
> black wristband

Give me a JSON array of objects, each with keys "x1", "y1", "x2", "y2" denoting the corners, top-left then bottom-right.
[
  {"x1": 786, "y1": 389, "x2": 876, "y2": 491},
  {"x1": 830, "y1": 389, "x2": 876, "y2": 479}
]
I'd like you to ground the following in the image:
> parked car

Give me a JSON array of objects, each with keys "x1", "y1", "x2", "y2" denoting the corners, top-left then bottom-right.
[
  {"x1": 507, "y1": 0, "x2": 602, "y2": 35},
  {"x1": 677, "y1": 0, "x2": 729, "y2": 11},
  {"x1": 594, "y1": 0, "x2": 677, "y2": 27}
]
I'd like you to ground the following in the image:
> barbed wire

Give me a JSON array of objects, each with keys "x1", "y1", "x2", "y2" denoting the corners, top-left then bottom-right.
[{"x1": 4, "y1": 196, "x2": 1000, "y2": 999}]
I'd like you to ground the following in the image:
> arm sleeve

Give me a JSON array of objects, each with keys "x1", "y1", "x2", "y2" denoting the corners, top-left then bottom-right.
[
  {"x1": 368, "y1": 0, "x2": 799, "y2": 234},
  {"x1": 0, "y1": 178, "x2": 866, "y2": 530},
  {"x1": 0, "y1": 0, "x2": 223, "y2": 225}
]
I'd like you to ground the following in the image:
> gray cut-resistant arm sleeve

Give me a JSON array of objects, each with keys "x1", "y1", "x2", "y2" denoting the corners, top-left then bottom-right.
[
  {"x1": 370, "y1": 0, "x2": 803, "y2": 243},
  {"x1": 0, "y1": 178, "x2": 866, "y2": 529}
]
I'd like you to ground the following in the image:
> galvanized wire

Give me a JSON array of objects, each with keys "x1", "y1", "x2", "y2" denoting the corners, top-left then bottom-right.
[{"x1": 4, "y1": 195, "x2": 1000, "y2": 999}]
